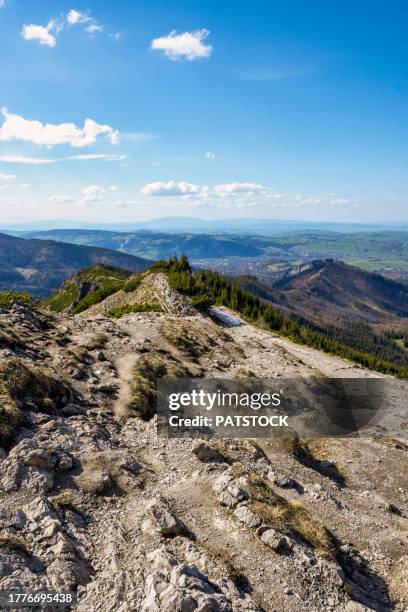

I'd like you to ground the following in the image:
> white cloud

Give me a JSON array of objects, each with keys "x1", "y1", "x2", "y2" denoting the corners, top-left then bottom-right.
[
  {"x1": 80, "y1": 185, "x2": 106, "y2": 204},
  {"x1": 0, "y1": 155, "x2": 57, "y2": 164},
  {"x1": 214, "y1": 182, "x2": 266, "y2": 196},
  {"x1": 0, "y1": 109, "x2": 119, "y2": 148},
  {"x1": 139, "y1": 180, "x2": 354, "y2": 210},
  {"x1": 67, "y1": 154, "x2": 126, "y2": 161},
  {"x1": 0, "y1": 173, "x2": 16, "y2": 180},
  {"x1": 329, "y1": 197, "x2": 351, "y2": 206},
  {"x1": 49, "y1": 194, "x2": 75, "y2": 203},
  {"x1": 85, "y1": 23, "x2": 104, "y2": 35},
  {"x1": 21, "y1": 24, "x2": 56, "y2": 48},
  {"x1": 66, "y1": 9, "x2": 91, "y2": 25},
  {"x1": 151, "y1": 29, "x2": 213, "y2": 61},
  {"x1": 67, "y1": 9, "x2": 104, "y2": 35},
  {"x1": 205, "y1": 151, "x2": 215, "y2": 160},
  {"x1": 0, "y1": 153, "x2": 126, "y2": 164},
  {"x1": 0, "y1": 1, "x2": 6, "y2": 8},
  {"x1": 141, "y1": 181, "x2": 201, "y2": 196},
  {"x1": 21, "y1": 10, "x2": 107, "y2": 48}
]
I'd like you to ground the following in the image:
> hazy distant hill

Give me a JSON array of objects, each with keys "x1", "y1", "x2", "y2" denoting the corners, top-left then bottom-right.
[
  {"x1": 3, "y1": 216, "x2": 406, "y2": 234},
  {"x1": 0, "y1": 233, "x2": 150, "y2": 297},
  {"x1": 19, "y1": 229, "x2": 276, "y2": 259},
  {"x1": 14, "y1": 229, "x2": 408, "y2": 280}
]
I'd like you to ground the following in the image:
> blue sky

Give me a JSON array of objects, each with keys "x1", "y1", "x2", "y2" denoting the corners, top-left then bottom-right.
[{"x1": 0, "y1": 0, "x2": 407, "y2": 223}]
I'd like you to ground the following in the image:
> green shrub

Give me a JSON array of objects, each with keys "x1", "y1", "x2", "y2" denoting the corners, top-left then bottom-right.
[
  {"x1": 123, "y1": 275, "x2": 143, "y2": 292},
  {"x1": 45, "y1": 283, "x2": 79, "y2": 312},
  {"x1": 147, "y1": 254, "x2": 191, "y2": 274},
  {"x1": 190, "y1": 295, "x2": 213, "y2": 311},
  {"x1": 73, "y1": 281, "x2": 125, "y2": 314},
  {"x1": 0, "y1": 291, "x2": 38, "y2": 310},
  {"x1": 107, "y1": 302, "x2": 163, "y2": 319}
]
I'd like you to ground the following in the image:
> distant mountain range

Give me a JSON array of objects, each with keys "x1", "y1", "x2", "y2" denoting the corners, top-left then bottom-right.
[
  {"x1": 0, "y1": 233, "x2": 150, "y2": 297},
  {"x1": 8, "y1": 228, "x2": 408, "y2": 280},
  {"x1": 43, "y1": 256, "x2": 408, "y2": 376},
  {"x1": 2, "y1": 216, "x2": 408, "y2": 234},
  {"x1": 271, "y1": 259, "x2": 408, "y2": 327}
]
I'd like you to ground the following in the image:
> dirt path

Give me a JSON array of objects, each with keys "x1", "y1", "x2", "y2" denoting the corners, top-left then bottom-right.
[{"x1": 113, "y1": 352, "x2": 139, "y2": 419}]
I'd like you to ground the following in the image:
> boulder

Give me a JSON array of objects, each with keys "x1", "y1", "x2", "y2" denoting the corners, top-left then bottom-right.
[
  {"x1": 193, "y1": 443, "x2": 225, "y2": 464},
  {"x1": 149, "y1": 501, "x2": 184, "y2": 537},
  {"x1": 261, "y1": 529, "x2": 292, "y2": 553},
  {"x1": 233, "y1": 505, "x2": 262, "y2": 529}
]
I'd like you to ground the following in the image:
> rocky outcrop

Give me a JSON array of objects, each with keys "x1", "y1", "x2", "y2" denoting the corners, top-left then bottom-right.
[{"x1": 0, "y1": 302, "x2": 406, "y2": 611}]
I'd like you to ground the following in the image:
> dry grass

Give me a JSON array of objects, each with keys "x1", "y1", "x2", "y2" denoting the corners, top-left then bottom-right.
[
  {"x1": 162, "y1": 318, "x2": 216, "y2": 360},
  {"x1": 0, "y1": 382, "x2": 23, "y2": 448},
  {"x1": 0, "y1": 358, "x2": 72, "y2": 447},
  {"x1": 0, "y1": 533, "x2": 29, "y2": 554},
  {"x1": 66, "y1": 346, "x2": 90, "y2": 364},
  {"x1": 376, "y1": 436, "x2": 408, "y2": 451},
  {"x1": 128, "y1": 352, "x2": 190, "y2": 420},
  {"x1": 263, "y1": 436, "x2": 346, "y2": 486},
  {"x1": 212, "y1": 439, "x2": 266, "y2": 465},
  {"x1": 52, "y1": 490, "x2": 78, "y2": 510},
  {"x1": 197, "y1": 541, "x2": 253, "y2": 595},
  {"x1": 234, "y1": 367, "x2": 257, "y2": 378},
  {"x1": 75, "y1": 450, "x2": 142, "y2": 495},
  {"x1": 84, "y1": 333, "x2": 108, "y2": 351},
  {"x1": 244, "y1": 473, "x2": 334, "y2": 557},
  {"x1": 389, "y1": 555, "x2": 408, "y2": 602}
]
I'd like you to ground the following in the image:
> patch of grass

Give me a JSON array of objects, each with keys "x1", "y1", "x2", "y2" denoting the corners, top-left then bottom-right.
[
  {"x1": 376, "y1": 436, "x2": 408, "y2": 451},
  {"x1": 0, "y1": 358, "x2": 72, "y2": 447},
  {"x1": 75, "y1": 450, "x2": 142, "y2": 495},
  {"x1": 79, "y1": 264, "x2": 131, "y2": 283},
  {"x1": 123, "y1": 274, "x2": 143, "y2": 292},
  {"x1": 107, "y1": 302, "x2": 163, "y2": 319},
  {"x1": 0, "y1": 534, "x2": 29, "y2": 554},
  {"x1": 52, "y1": 490, "x2": 78, "y2": 510},
  {"x1": 0, "y1": 389, "x2": 23, "y2": 449},
  {"x1": 45, "y1": 265, "x2": 132, "y2": 313},
  {"x1": 73, "y1": 280, "x2": 125, "y2": 314},
  {"x1": 197, "y1": 543, "x2": 253, "y2": 594},
  {"x1": 84, "y1": 333, "x2": 108, "y2": 351},
  {"x1": 66, "y1": 346, "x2": 90, "y2": 365},
  {"x1": 44, "y1": 282, "x2": 79, "y2": 312},
  {"x1": 162, "y1": 318, "x2": 216, "y2": 360},
  {"x1": 271, "y1": 437, "x2": 346, "y2": 486},
  {"x1": 129, "y1": 353, "x2": 190, "y2": 420},
  {"x1": 190, "y1": 295, "x2": 213, "y2": 311},
  {"x1": 0, "y1": 291, "x2": 38, "y2": 310},
  {"x1": 245, "y1": 474, "x2": 335, "y2": 557}
]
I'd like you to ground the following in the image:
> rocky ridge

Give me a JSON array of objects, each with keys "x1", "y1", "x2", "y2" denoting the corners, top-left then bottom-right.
[{"x1": 0, "y1": 289, "x2": 408, "y2": 610}]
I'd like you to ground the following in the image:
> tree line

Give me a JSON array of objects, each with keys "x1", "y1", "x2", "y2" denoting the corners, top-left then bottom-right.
[{"x1": 164, "y1": 257, "x2": 408, "y2": 378}]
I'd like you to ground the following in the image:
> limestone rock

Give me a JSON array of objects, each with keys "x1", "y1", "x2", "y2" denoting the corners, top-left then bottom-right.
[
  {"x1": 233, "y1": 504, "x2": 262, "y2": 529},
  {"x1": 261, "y1": 529, "x2": 292, "y2": 553},
  {"x1": 149, "y1": 501, "x2": 184, "y2": 537},
  {"x1": 193, "y1": 442, "x2": 225, "y2": 464}
]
